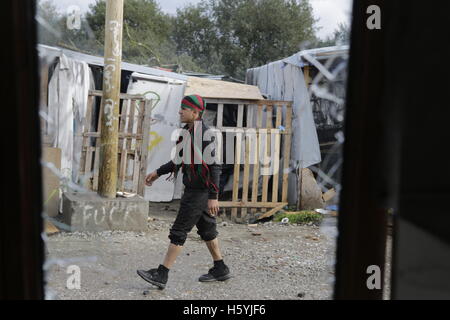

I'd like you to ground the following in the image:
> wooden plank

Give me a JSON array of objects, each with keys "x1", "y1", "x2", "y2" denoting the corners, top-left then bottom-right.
[
  {"x1": 251, "y1": 104, "x2": 263, "y2": 214},
  {"x1": 119, "y1": 98, "x2": 128, "y2": 132},
  {"x1": 205, "y1": 98, "x2": 258, "y2": 105},
  {"x1": 272, "y1": 106, "x2": 282, "y2": 202},
  {"x1": 134, "y1": 99, "x2": 144, "y2": 152},
  {"x1": 79, "y1": 95, "x2": 94, "y2": 178},
  {"x1": 246, "y1": 104, "x2": 255, "y2": 128},
  {"x1": 261, "y1": 104, "x2": 273, "y2": 212},
  {"x1": 97, "y1": 96, "x2": 103, "y2": 134},
  {"x1": 185, "y1": 76, "x2": 264, "y2": 101},
  {"x1": 241, "y1": 103, "x2": 255, "y2": 218},
  {"x1": 231, "y1": 129, "x2": 243, "y2": 219},
  {"x1": 217, "y1": 103, "x2": 223, "y2": 128},
  {"x1": 92, "y1": 96, "x2": 104, "y2": 191},
  {"x1": 241, "y1": 135, "x2": 251, "y2": 218},
  {"x1": 257, "y1": 100, "x2": 294, "y2": 106},
  {"x1": 122, "y1": 99, "x2": 136, "y2": 191},
  {"x1": 127, "y1": 99, "x2": 137, "y2": 150},
  {"x1": 256, "y1": 203, "x2": 286, "y2": 221},
  {"x1": 83, "y1": 146, "x2": 138, "y2": 154},
  {"x1": 281, "y1": 105, "x2": 293, "y2": 202},
  {"x1": 132, "y1": 158, "x2": 140, "y2": 193},
  {"x1": 218, "y1": 201, "x2": 287, "y2": 208},
  {"x1": 82, "y1": 132, "x2": 143, "y2": 139},
  {"x1": 118, "y1": 150, "x2": 127, "y2": 190},
  {"x1": 274, "y1": 105, "x2": 283, "y2": 128},
  {"x1": 45, "y1": 220, "x2": 59, "y2": 235},
  {"x1": 138, "y1": 100, "x2": 152, "y2": 195},
  {"x1": 92, "y1": 147, "x2": 100, "y2": 190},
  {"x1": 119, "y1": 98, "x2": 129, "y2": 150},
  {"x1": 237, "y1": 104, "x2": 244, "y2": 127},
  {"x1": 234, "y1": 104, "x2": 245, "y2": 219},
  {"x1": 303, "y1": 66, "x2": 312, "y2": 87},
  {"x1": 89, "y1": 89, "x2": 145, "y2": 100},
  {"x1": 84, "y1": 146, "x2": 94, "y2": 189},
  {"x1": 85, "y1": 95, "x2": 94, "y2": 132},
  {"x1": 220, "y1": 127, "x2": 286, "y2": 134},
  {"x1": 127, "y1": 99, "x2": 140, "y2": 191}
]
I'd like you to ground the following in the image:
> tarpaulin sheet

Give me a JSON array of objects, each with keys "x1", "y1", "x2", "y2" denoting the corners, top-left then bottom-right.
[
  {"x1": 246, "y1": 53, "x2": 322, "y2": 204},
  {"x1": 47, "y1": 54, "x2": 94, "y2": 183}
]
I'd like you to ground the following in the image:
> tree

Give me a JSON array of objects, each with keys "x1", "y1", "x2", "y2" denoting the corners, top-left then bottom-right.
[
  {"x1": 314, "y1": 23, "x2": 351, "y2": 48},
  {"x1": 37, "y1": 0, "x2": 322, "y2": 78},
  {"x1": 36, "y1": 0, "x2": 106, "y2": 55},
  {"x1": 36, "y1": 0, "x2": 62, "y2": 47},
  {"x1": 332, "y1": 23, "x2": 351, "y2": 45},
  {"x1": 173, "y1": 1, "x2": 222, "y2": 73},
  {"x1": 85, "y1": 0, "x2": 171, "y2": 65},
  {"x1": 174, "y1": 0, "x2": 318, "y2": 79}
]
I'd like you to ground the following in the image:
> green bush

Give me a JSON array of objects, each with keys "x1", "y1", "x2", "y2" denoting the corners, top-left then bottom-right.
[{"x1": 274, "y1": 210, "x2": 323, "y2": 225}]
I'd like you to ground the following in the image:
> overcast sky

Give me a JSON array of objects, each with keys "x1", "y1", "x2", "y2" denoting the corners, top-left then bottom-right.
[{"x1": 49, "y1": 0, "x2": 352, "y2": 39}]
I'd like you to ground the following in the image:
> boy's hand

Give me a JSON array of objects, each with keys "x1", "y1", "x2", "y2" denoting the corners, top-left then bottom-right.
[
  {"x1": 145, "y1": 171, "x2": 159, "y2": 186},
  {"x1": 208, "y1": 199, "x2": 220, "y2": 216}
]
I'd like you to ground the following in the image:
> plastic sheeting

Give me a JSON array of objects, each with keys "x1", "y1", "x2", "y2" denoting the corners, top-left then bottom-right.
[
  {"x1": 47, "y1": 54, "x2": 94, "y2": 183},
  {"x1": 126, "y1": 72, "x2": 187, "y2": 202},
  {"x1": 246, "y1": 53, "x2": 322, "y2": 204}
]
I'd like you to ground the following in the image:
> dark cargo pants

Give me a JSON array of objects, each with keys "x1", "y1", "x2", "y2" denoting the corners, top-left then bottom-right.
[{"x1": 168, "y1": 189, "x2": 218, "y2": 246}]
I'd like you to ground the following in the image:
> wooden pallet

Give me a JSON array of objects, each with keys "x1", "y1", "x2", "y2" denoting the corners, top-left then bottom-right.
[
  {"x1": 78, "y1": 90, "x2": 151, "y2": 195},
  {"x1": 214, "y1": 100, "x2": 293, "y2": 222}
]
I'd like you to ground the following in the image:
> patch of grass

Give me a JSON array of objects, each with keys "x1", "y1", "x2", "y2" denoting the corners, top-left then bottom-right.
[{"x1": 274, "y1": 210, "x2": 323, "y2": 225}]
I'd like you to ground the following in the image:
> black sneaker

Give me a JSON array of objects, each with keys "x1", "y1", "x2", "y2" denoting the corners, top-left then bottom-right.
[
  {"x1": 137, "y1": 265, "x2": 168, "y2": 289},
  {"x1": 199, "y1": 264, "x2": 231, "y2": 282}
]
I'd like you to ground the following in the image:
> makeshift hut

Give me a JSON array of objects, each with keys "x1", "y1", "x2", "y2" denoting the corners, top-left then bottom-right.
[{"x1": 246, "y1": 45, "x2": 349, "y2": 207}]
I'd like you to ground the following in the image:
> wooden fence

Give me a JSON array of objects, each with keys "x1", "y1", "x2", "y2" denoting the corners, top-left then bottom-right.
[
  {"x1": 78, "y1": 90, "x2": 151, "y2": 195},
  {"x1": 212, "y1": 100, "x2": 293, "y2": 222}
]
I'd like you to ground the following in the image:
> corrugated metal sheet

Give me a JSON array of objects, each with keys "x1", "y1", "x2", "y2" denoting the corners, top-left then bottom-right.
[{"x1": 38, "y1": 44, "x2": 188, "y2": 81}]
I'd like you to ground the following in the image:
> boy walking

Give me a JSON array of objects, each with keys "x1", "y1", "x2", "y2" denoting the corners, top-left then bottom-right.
[{"x1": 137, "y1": 94, "x2": 231, "y2": 289}]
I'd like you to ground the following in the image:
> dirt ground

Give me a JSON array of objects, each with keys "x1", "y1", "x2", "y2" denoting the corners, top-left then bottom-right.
[{"x1": 44, "y1": 201, "x2": 391, "y2": 300}]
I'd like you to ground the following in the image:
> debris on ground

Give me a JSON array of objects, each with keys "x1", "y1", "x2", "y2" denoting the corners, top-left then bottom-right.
[
  {"x1": 116, "y1": 191, "x2": 136, "y2": 198},
  {"x1": 315, "y1": 208, "x2": 338, "y2": 217},
  {"x1": 45, "y1": 220, "x2": 60, "y2": 235},
  {"x1": 322, "y1": 188, "x2": 336, "y2": 203}
]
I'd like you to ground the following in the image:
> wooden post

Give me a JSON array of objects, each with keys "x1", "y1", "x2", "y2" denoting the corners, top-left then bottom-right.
[
  {"x1": 231, "y1": 105, "x2": 244, "y2": 220},
  {"x1": 281, "y1": 104, "x2": 292, "y2": 203},
  {"x1": 138, "y1": 100, "x2": 152, "y2": 196},
  {"x1": 304, "y1": 66, "x2": 312, "y2": 89},
  {"x1": 251, "y1": 104, "x2": 263, "y2": 214},
  {"x1": 261, "y1": 104, "x2": 273, "y2": 212},
  {"x1": 97, "y1": 0, "x2": 124, "y2": 198}
]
